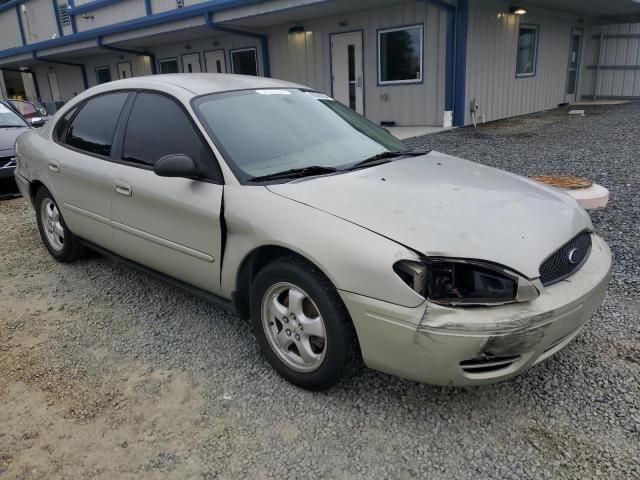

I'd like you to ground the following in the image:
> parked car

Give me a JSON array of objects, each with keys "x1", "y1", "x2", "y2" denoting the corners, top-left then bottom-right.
[
  {"x1": 0, "y1": 101, "x2": 33, "y2": 180},
  {"x1": 2, "y1": 98, "x2": 50, "y2": 125},
  {"x1": 14, "y1": 75, "x2": 612, "y2": 390}
]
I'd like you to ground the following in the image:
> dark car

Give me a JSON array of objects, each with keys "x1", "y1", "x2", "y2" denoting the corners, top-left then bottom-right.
[{"x1": 0, "y1": 102, "x2": 31, "y2": 180}]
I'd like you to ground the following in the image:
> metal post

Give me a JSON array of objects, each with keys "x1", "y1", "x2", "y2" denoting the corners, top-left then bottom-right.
[{"x1": 594, "y1": 32, "x2": 604, "y2": 100}]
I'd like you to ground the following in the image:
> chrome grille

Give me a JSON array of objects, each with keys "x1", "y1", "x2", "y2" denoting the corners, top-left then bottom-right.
[{"x1": 539, "y1": 232, "x2": 592, "y2": 286}]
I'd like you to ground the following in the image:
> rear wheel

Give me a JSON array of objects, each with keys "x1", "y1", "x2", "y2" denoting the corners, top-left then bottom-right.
[
  {"x1": 35, "y1": 188, "x2": 82, "y2": 262},
  {"x1": 251, "y1": 256, "x2": 356, "y2": 390}
]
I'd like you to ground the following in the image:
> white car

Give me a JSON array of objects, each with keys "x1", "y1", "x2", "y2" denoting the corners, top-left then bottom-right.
[{"x1": 14, "y1": 74, "x2": 612, "y2": 390}]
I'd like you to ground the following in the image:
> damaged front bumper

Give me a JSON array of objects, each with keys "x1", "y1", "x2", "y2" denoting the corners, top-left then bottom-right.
[{"x1": 339, "y1": 234, "x2": 612, "y2": 386}]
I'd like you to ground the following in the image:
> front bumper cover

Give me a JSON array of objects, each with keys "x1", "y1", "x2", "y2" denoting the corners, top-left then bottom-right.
[{"x1": 339, "y1": 234, "x2": 612, "y2": 386}]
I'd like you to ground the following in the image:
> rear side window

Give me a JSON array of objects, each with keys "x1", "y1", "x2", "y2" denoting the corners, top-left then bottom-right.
[
  {"x1": 54, "y1": 106, "x2": 78, "y2": 141},
  {"x1": 122, "y1": 93, "x2": 211, "y2": 170},
  {"x1": 64, "y1": 92, "x2": 128, "y2": 157}
]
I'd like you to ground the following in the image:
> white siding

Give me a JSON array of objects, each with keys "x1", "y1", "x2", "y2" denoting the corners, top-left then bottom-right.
[
  {"x1": 149, "y1": 32, "x2": 265, "y2": 75},
  {"x1": 75, "y1": 0, "x2": 146, "y2": 32},
  {"x1": 268, "y1": 1, "x2": 448, "y2": 126},
  {"x1": 31, "y1": 63, "x2": 86, "y2": 102},
  {"x1": 582, "y1": 23, "x2": 640, "y2": 98},
  {"x1": 464, "y1": 0, "x2": 582, "y2": 125},
  {"x1": 0, "y1": 9, "x2": 22, "y2": 50},
  {"x1": 22, "y1": 0, "x2": 59, "y2": 45}
]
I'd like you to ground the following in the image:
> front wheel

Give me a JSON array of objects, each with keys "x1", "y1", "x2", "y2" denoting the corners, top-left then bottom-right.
[{"x1": 250, "y1": 257, "x2": 357, "y2": 390}]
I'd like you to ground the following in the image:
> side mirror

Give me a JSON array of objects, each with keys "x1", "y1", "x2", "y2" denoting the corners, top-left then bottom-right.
[
  {"x1": 153, "y1": 154, "x2": 199, "y2": 178},
  {"x1": 29, "y1": 117, "x2": 45, "y2": 127}
]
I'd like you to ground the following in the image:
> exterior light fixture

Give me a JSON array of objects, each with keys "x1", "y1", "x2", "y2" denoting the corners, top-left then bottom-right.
[
  {"x1": 509, "y1": 6, "x2": 527, "y2": 15},
  {"x1": 288, "y1": 25, "x2": 305, "y2": 34}
]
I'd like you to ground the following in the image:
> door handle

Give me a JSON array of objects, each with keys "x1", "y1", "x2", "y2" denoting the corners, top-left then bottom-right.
[
  {"x1": 114, "y1": 179, "x2": 132, "y2": 197},
  {"x1": 48, "y1": 162, "x2": 59, "y2": 173}
]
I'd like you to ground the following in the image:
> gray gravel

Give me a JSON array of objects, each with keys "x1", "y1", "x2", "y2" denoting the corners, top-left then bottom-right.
[{"x1": 1, "y1": 103, "x2": 639, "y2": 479}]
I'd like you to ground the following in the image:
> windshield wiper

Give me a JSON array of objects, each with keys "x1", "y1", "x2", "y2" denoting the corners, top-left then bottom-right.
[
  {"x1": 344, "y1": 150, "x2": 430, "y2": 171},
  {"x1": 249, "y1": 165, "x2": 339, "y2": 182}
]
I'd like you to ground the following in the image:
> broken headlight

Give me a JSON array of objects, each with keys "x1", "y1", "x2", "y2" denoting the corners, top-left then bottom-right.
[{"x1": 393, "y1": 259, "x2": 538, "y2": 306}]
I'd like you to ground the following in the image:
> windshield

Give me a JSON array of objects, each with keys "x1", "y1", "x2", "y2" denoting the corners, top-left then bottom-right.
[
  {"x1": 0, "y1": 103, "x2": 28, "y2": 128},
  {"x1": 193, "y1": 89, "x2": 409, "y2": 181}
]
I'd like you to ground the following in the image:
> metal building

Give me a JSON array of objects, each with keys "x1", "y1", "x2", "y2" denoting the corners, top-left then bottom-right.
[{"x1": 1, "y1": 0, "x2": 639, "y2": 128}]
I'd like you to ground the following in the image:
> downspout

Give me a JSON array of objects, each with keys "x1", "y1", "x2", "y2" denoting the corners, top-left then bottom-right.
[
  {"x1": 204, "y1": 12, "x2": 271, "y2": 77},
  {"x1": 594, "y1": 31, "x2": 603, "y2": 100},
  {"x1": 33, "y1": 52, "x2": 89, "y2": 90},
  {"x1": 97, "y1": 37, "x2": 157, "y2": 74},
  {"x1": 452, "y1": 0, "x2": 468, "y2": 127},
  {"x1": 52, "y1": 0, "x2": 64, "y2": 38}
]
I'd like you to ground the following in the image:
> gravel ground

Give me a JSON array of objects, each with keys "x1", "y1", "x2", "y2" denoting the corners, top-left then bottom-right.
[{"x1": 1, "y1": 103, "x2": 639, "y2": 480}]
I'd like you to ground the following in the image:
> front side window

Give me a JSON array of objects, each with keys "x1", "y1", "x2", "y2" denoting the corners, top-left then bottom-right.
[
  {"x1": 516, "y1": 25, "x2": 539, "y2": 77},
  {"x1": 122, "y1": 93, "x2": 212, "y2": 172},
  {"x1": 64, "y1": 93, "x2": 128, "y2": 157},
  {"x1": 96, "y1": 66, "x2": 112, "y2": 84},
  {"x1": 378, "y1": 25, "x2": 423, "y2": 84},
  {"x1": 0, "y1": 102, "x2": 28, "y2": 128},
  {"x1": 159, "y1": 58, "x2": 179, "y2": 74},
  {"x1": 194, "y1": 89, "x2": 408, "y2": 181},
  {"x1": 231, "y1": 48, "x2": 258, "y2": 76}
]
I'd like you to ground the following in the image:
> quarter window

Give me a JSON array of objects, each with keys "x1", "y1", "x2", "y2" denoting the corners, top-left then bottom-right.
[
  {"x1": 122, "y1": 93, "x2": 214, "y2": 175},
  {"x1": 64, "y1": 93, "x2": 128, "y2": 157},
  {"x1": 378, "y1": 25, "x2": 423, "y2": 84},
  {"x1": 95, "y1": 66, "x2": 112, "y2": 84},
  {"x1": 159, "y1": 58, "x2": 179, "y2": 74},
  {"x1": 231, "y1": 48, "x2": 258, "y2": 76},
  {"x1": 516, "y1": 25, "x2": 539, "y2": 77}
]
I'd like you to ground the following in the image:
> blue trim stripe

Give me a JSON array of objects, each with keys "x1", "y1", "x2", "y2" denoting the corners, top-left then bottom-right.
[
  {"x1": 67, "y1": 0, "x2": 78, "y2": 34},
  {"x1": 16, "y1": 5, "x2": 26, "y2": 46},
  {"x1": 0, "y1": 0, "x2": 262, "y2": 61},
  {"x1": 0, "y1": 1, "x2": 28, "y2": 15},
  {"x1": 144, "y1": 0, "x2": 152, "y2": 15},
  {"x1": 68, "y1": 0, "x2": 123, "y2": 15},
  {"x1": 453, "y1": 0, "x2": 468, "y2": 127},
  {"x1": 52, "y1": 0, "x2": 64, "y2": 38}
]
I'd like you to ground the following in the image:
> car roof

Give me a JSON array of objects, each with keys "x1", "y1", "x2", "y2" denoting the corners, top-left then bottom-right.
[{"x1": 95, "y1": 74, "x2": 309, "y2": 96}]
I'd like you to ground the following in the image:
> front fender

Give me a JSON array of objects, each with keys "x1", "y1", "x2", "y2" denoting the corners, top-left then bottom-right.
[{"x1": 221, "y1": 185, "x2": 425, "y2": 308}]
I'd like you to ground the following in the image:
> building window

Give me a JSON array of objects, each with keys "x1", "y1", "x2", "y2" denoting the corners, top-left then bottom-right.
[
  {"x1": 95, "y1": 66, "x2": 112, "y2": 84},
  {"x1": 516, "y1": 24, "x2": 539, "y2": 77},
  {"x1": 231, "y1": 48, "x2": 258, "y2": 76},
  {"x1": 378, "y1": 25, "x2": 423, "y2": 85},
  {"x1": 159, "y1": 58, "x2": 179, "y2": 74}
]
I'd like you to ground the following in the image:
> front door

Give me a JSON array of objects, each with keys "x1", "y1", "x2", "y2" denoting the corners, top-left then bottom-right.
[
  {"x1": 330, "y1": 31, "x2": 364, "y2": 114},
  {"x1": 182, "y1": 53, "x2": 202, "y2": 73},
  {"x1": 205, "y1": 50, "x2": 227, "y2": 73},
  {"x1": 117, "y1": 61, "x2": 133, "y2": 79},
  {"x1": 109, "y1": 92, "x2": 223, "y2": 293},
  {"x1": 565, "y1": 29, "x2": 583, "y2": 103}
]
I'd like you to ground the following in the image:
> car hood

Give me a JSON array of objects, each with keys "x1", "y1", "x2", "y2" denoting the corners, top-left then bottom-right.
[
  {"x1": 0, "y1": 127, "x2": 28, "y2": 155},
  {"x1": 267, "y1": 151, "x2": 592, "y2": 278}
]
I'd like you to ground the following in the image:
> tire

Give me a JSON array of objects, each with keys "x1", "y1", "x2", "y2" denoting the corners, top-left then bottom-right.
[
  {"x1": 35, "y1": 187, "x2": 83, "y2": 263},
  {"x1": 250, "y1": 256, "x2": 357, "y2": 390}
]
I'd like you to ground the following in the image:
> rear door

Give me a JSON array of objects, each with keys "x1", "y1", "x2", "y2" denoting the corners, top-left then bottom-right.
[
  {"x1": 109, "y1": 92, "x2": 224, "y2": 293},
  {"x1": 49, "y1": 92, "x2": 130, "y2": 250}
]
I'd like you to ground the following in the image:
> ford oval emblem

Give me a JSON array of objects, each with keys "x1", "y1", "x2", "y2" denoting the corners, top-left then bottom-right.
[{"x1": 568, "y1": 248, "x2": 581, "y2": 264}]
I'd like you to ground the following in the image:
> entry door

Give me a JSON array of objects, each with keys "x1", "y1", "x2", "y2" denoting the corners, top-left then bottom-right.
[
  {"x1": 565, "y1": 29, "x2": 583, "y2": 103},
  {"x1": 47, "y1": 71, "x2": 61, "y2": 102},
  {"x1": 205, "y1": 50, "x2": 227, "y2": 73},
  {"x1": 117, "y1": 61, "x2": 133, "y2": 79},
  {"x1": 330, "y1": 31, "x2": 364, "y2": 114},
  {"x1": 182, "y1": 53, "x2": 202, "y2": 73}
]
